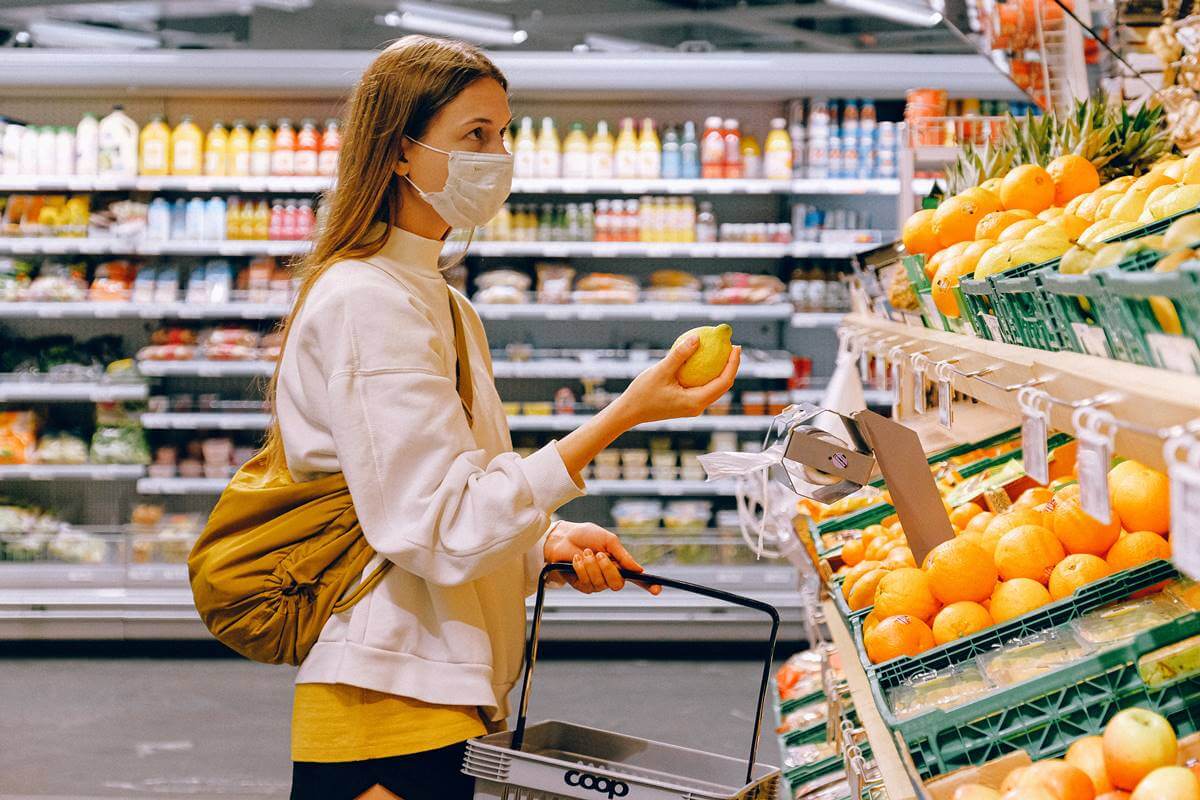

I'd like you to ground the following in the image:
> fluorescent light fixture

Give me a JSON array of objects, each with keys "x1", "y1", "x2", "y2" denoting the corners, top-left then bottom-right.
[
  {"x1": 827, "y1": 0, "x2": 943, "y2": 27},
  {"x1": 26, "y1": 19, "x2": 161, "y2": 48},
  {"x1": 581, "y1": 33, "x2": 672, "y2": 53},
  {"x1": 377, "y1": 2, "x2": 527, "y2": 46}
]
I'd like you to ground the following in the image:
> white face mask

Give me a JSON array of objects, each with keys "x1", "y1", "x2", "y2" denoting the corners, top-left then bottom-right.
[{"x1": 403, "y1": 136, "x2": 513, "y2": 229}]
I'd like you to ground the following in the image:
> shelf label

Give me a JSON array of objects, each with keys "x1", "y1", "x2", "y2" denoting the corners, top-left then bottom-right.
[
  {"x1": 1147, "y1": 333, "x2": 1200, "y2": 374},
  {"x1": 937, "y1": 376, "x2": 952, "y2": 429},
  {"x1": 980, "y1": 312, "x2": 1004, "y2": 341},
  {"x1": 911, "y1": 361, "x2": 926, "y2": 416},
  {"x1": 1070, "y1": 323, "x2": 1111, "y2": 358},
  {"x1": 1077, "y1": 435, "x2": 1113, "y2": 525},
  {"x1": 918, "y1": 293, "x2": 941, "y2": 329}
]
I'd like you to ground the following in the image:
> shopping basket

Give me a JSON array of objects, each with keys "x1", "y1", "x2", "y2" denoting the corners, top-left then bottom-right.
[{"x1": 462, "y1": 562, "x2": 783, "y2": 800}]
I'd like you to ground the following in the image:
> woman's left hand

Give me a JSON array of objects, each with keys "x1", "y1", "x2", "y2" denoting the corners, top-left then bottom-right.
[{"x1": 543, "y1": 521, "x2": 662, "y2": 595}]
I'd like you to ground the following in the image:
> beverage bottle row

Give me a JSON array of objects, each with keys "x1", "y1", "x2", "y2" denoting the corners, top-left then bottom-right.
[
  {"x1": 509, "y1": 116, "x2": 795, "y2": 182},
  {"x1": 790, "y1": 204, "x2": 872, "y2": 240},
  {"x1": 140, "y1": 117, "x2": 340, "y2": 178},
  {"x1": 478, "y1": 196, "x2": 721, "y2": 244},
  {"x1": 145, "y1": 196, "x2": 314, "y2": 242}
]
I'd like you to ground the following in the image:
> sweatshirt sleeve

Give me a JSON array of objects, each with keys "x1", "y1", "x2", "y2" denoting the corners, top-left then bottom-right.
[{"x1": 318, "y1": 278, "x2": 584, "y2": 587}]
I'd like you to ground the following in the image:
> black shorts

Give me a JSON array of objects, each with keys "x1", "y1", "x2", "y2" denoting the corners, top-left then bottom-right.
[{"x1": 290, "y1": 740, "x2": 475, "y2": 800}]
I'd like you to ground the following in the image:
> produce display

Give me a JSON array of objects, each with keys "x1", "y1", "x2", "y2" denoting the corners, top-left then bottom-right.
[{"x1": 0, "y1": 405, "x2": 149, "y2": 466}]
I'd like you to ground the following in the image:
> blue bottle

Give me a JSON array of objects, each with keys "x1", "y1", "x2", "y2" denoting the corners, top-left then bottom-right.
[
  {"x1": 679, "y1": 121, "x2": 700, "y2": 179},
  {"x1": 661, "y1": 126, "x2": 682, "y2": 180},
  {"x1": 170, "y1": 198, "x2": 187, "y2": 240}
]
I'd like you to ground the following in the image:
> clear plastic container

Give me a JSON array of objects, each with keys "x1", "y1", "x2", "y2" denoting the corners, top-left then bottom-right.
[
  {"x1": 621, "y1": 449, "x2": 649, "y2": 467},
  {"x1": 889, "y1": 662, "x2": 995, "y2": 721},
  {"x1": 979, "y1": 628, "x2": 1093, "y2": 688},
  {"x1": 663, "y1": 500, "x2": 712, "y2": 530},
  {"x1": 610, "y1": 500, "x2": 662, "y2": 531},
  {"x1": 622, "y1": 465, "x2": 650, "y2": 481},
  {"x1": 1071, "y1": 593, "x2": 1187, "y2": 646},
  {"x1": 1167, "y1": 577, "x2": 1200, "y2": 611}
]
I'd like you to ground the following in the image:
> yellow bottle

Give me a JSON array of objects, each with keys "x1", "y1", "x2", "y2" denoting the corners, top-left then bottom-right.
[
  {"x1": 513, "y1": 117, "x2": 536, "y2": 179},
  {"x1": 138, "y1": 115, "x2": 171, "y2": 176},
  {"x1": 204, "y1": 121, "x2": 229, "y2": 177},
  {"x1": 562, "y1": 122, "x2": 590, "y2": 180},
  {"x1": 590, "y1": 120, "x2": 614, "y2": 179},
  {"x1": 614, "y1": 117, "x2": 639, "y2": 180},
  {"x1": 637, "y1": 118, "x2": 661, "y2": 180},
  {"x1": 252, "y1": 199, "x2": 270, "y2": 240},
  {"x1": 170, "y1": 116, "x2": 203, "y2": 176},
  {"x1": 250, "y1": 120, "x2": 273, "y2": 178},
  {"x1": 227, "y1": 120, "x2": 251, "y2": 177},
  {"x1": 763, "y1": 117, "x2": 794, "y2": 181},
  {"x1": 740, "y1": 134, "x2": 762, "y2": 180},
  {"x1": 238, "y1": 198, "x2": 257, "y2": 240},
  {"x1": 226, "y1": 197, "x2": 241, "y2": 240},
  {"x1": 534, "y1": 116, "x2": 560, "y2": 179}
]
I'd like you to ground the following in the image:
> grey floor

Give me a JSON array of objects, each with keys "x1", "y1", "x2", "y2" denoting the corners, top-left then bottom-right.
[{"x1": 0, "y1": 654, "x2": 782, "y2": 799}]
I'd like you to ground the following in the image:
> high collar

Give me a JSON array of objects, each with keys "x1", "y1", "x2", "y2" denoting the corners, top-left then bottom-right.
[{"x1": 373, "y1": 224, "x2": 446, "y2": 278}]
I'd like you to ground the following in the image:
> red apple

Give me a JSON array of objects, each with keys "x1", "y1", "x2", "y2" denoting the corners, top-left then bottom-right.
[{"x1": 1103, "y1": 708, "x2": 1179, "y2": 790}]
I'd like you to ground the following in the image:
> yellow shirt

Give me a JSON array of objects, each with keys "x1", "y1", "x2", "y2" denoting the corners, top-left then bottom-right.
[{"x1": 291, "y1": 682, "x2": 488, "y2": 763}]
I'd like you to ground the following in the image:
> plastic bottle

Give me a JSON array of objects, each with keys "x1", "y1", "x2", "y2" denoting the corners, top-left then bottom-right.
[
  {"x1": 54, "y1": 127, "x2": 75, "y2": 177},
  {"x1": 294, "y1": 119, "x2": 320, "y2": 177},
  {"x1": 2, "y1": 124, "x2": 23, "y2": 176},
  {"x1": 614, "y1": 117, "x2": 639, "y2": 180},
  {"x1": 695, "y1": 201, "x2": 717, "y2": 243},
  {"x1": 227, "y1": 121, "x2": 251, "y2": 177},
  {"x1": 139, "y1": 116, "x2": 171, "y2": 176},
  {"x1": 171, "y1": 116, "x2": 203, "y2": 176},
  {"x1": 660, "y1": 126, "x2": 681, "y2": 180},
  {"x1": 638, "y1": 195, "x2": 653, "y2": 243},
  {"x1": 740, "y1": 134, "x2": 761, "y2": 180},
  {"x1": 271, "y1": 119, "x2": 296, "y2": 176},
  {"x1": 859, "y1": 100, "x2": 877, "y2": 129},
  {"x1": 637, "y1": 118, "x2": 661, "y2": 179},
  {"x1": 828, "y1": 132, "x2": 843, "y2": 180},
  {"x1": 269, "y1": 201, "x2": 285, "y2": 241},
  {"x1": 98, "y1": 105, "x2": 139, "y2": 177},
  {"x1": 237, "y1": 198, "x2": 257, "y2": 240},
  {"x1": 19, "y1": 127, "x2": 38, "y2": 176},
  {"x1": 75, "y1": 114, "x2": 98, "y2": 176},
  {"x1": 225, "y1": 197, "x2": 241, "y2": 240},
  {"x1": 589, "y1": 120, "x2": 614, "y2": 179},
  {"x1": 186, "y1": 196, "x2": 206, "y2": 239},
  {"x1": 204, "y1": 196, "x2": 226, "y2": 240},
  {"x1": 36, "y1": 127, "x2": 57, "y2": 176},
  {"x1": 282, "y1": 201, "x2": 299, "y2": 240},
  {"x1": 146, "y1": 198, "x2": 171, "y2": 241},
  {"x1": 561, "y1": 122, "x2": 590, "y2": 179},
  {"x1": 250, "y1": 120, "x2": 273, "y2": 177},
  {"x1": 296, "y1": 200, "x2": 315, "y2": 239},
  {"x1": 204, "y1": 121, "x2": 229, "y2": 177},
  {"x1": 534, "y1": 117, "x2": 560, "y2": 179},
  {"x1": 842, "y1": 100, "x2": 859, "y2": 142},
  {"x1": 513, "y1": 117, "x2": 536, "y2": 179},
  {"x1": 680, "y1": 121, "x2": 700, "y2": 180},
  {"x1": 252, "y1": 199, "x2": 270, "y2": 240},
  {"x1": 700, "y1": 116, "x2": 724, "y2": 179},
  {"x1": 764, "y1": 118, "x2": 793, "y2": 181},
  {"x1": 722, "y1": 119, "x2": 742, "y2": 179},
  {"x1": 317, "y1": 119, "x2": 340, "y2": 177},
  {"x1": 170, "y1": 198, "x2": 188, "y2": 239},
  {"x1": 789, "y1": 120, "x2": 805, "y2": 178}
]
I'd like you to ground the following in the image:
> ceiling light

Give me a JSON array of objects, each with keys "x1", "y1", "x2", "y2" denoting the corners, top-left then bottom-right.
[
  {"x1": 581, "y1": 33, "x2": 671, "y2": 53},
  {"x1": 25, "y1": 19, "x2": 161, "y2": 48},
  {"x1": 827, "y1": 0, "x2": 943, "y2": 27},
  {"x1": 376, "y1": 2, "x2": 527, "y2": 46}
]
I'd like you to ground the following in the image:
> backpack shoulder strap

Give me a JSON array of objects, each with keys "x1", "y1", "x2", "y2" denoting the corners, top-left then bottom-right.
[{"x1": 446, "y1": 287, "x2": 475, "y2": 428}]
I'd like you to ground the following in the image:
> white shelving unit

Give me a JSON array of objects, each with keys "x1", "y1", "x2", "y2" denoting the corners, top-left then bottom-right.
[
  {"x1": 0, "y1": 380, "x2": 148, "y2": 403},
  {"x1": 0, "y1": 464, "x2": 145, "y2": 480},
  {"x1": 135, "y1": 475, "x2": 738, "y2": 497}
]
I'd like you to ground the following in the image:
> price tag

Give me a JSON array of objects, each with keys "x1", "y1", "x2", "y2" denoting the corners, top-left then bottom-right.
[
  {"x1": 1167, "y1": 434, "x2": 1200, "y2": 580},
  {"x1": 1019, "y1": 387, "x2": 1050, "y2": 486},
  {"x1": 1070, "y1": 323, "x2": 1111, "y2": 358},
  {"x1": 890, "y1": 358, "x2": 905, "y2": 418},
  {"x1": 874, "y1": 353, "x2": 888, "y2": 392},
  {"x1": 859, "y1": 347, "x2": 870, "y2": 383},
  {"x1": 1147, "y1": 333, "x2": 1200, "y2": 374},
  {"x1": 980, "y1": 312, "x2": 1004, "y2": 341},
  {"x1": 912, "y1": 361, "x2": 927, "y2": 415},
  {"x1": 938, "y1": 375, "x2": 952, "y2": 429},
  {"x1": 919, "y1": 292, "x2": 941, "y2": 328},
  {"x1": 1074, "y1": 408, "x2": 1116, "y2": 525}
]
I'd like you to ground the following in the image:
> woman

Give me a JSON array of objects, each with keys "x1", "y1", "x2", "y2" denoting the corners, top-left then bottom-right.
[{"x1": 270, "y1": 36, "x2": 740, "y2": 800}]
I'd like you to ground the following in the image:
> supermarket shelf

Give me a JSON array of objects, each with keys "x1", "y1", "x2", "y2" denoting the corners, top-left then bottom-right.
[
  {"x1": 911, "y1": 178, "x2": 938, "y2": 196},
  {"x1": 135, "y1": 475, "x2": 738, "y2": 496},
  {"x1": 0, "y1": 464, "x2": 145, "y2": 480},
  {"x1": 846, "y1": 313, "x2": 1200, "y2": 471},
  {"x1": 136, "y1": 360, "x2": 274, "y2": 378},
  {"x1": 0, "y1": 301, "x2": 293, "y2": 320},
  {"x1": 0, "y1": 238, "x2": 879, "y2": 259},
  {"x1": 140, "y1": 412, "x2": 271, "y2": 430},
  {"x1": 136, "y1": 477, "x2": 228, "y2": 494},
  {"x1": 0, "y1": 380, "x2": 147, "y2": 403},
  {"x1": 790, "y1": 312, "x2": 846, "y2": 328},
  {"x1": 490, "y1": 358, "x2": 795, "y2": 379},
  {"x1": 477, "y1": 303, "x2": 793, "y2": 322}
]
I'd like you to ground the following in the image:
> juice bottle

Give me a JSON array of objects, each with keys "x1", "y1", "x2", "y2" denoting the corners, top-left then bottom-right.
[
  {"x1": 227, "y1": 120, "x2": 252, "y2": 177},
  {"x1": 318, "y1": 119, "x2": 340, "y2": 176},
  {"x1": 700, "y1": 116, "x2": 724, "y2": 179},
  {"x1": 561, "y1": 122, "x2": 589, "y2": 179},
  {"x1": 139, "y1": 115, "x2": 171, "y2": 176},
  {"x1": 98, "y1": 105, "x2": 139, "y2": 177},
  {"x1": 660, "y1": 126, "x2": 681, "y2": 180},
  {"x1": 281, "y1": 201, "x2": 299, "y2": 241},
  {"x1": 740, "y1": 134, "x2": 761, "y2": 180},
  {"x1": 722, "y1": 119, "x2": 742, "y2": 179},
  {"x1": 75, "y1": 113, "x2": 98, "y2": 176},
  {"x1": 534, "y1": 117, "x2": 560, "y2": 179},
  {"x1": 54, "y1": 127, "x2": 75, "y2": 177},
  {"x1": 271, "y1": 118, "x2": 296, "y2": 176},
  {"x1": 252, "y1": 198, "x2": 270, "y2": 240},
  {"x1": 238, "y1": 198, "x2": 257, "y2": 240},
  {"x1": 204, "y1": 121, "x2": 229, "y2": 177},
  {"x1": 250, "y1": 120, "x2": 273, "y2": 177},
  {"x1": 763, "y1": 117, "x2": 793, "y2": 181},
  {"x1": 171, "y1": 116, "x2": 203, "y2": 176},
  {"x1": 637, "y1": 118, "x2": 660, "y2": 180},
  {"x1": 680, "y1": 121, "x2": 699, "y2": 179},
  {"x1": 294, "y1": 119, "x2": 320, "y2": 177},
  {"x1": 296, "y1": 200, "x2": 315, "y2": 239},
  {"x1": 226, "y1": 197, "x2": 241, "y2": 240},
  {"x1": 513, "y1": 117, "x2": 536, "y2": 179},
  {"x1": 36, "y1": 127, "x2": 56, "y2": 176},
  {"x1": 268, "y1": 201, "x2": 285, "y2": 241},
  {"x1": 614, "y1": 117, "x2": 638, "y2": 179},
  {"x1": 589, "y1": 120, "x2": 614, "y2": 179}
]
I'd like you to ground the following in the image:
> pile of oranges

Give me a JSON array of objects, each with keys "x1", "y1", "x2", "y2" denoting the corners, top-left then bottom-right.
[{"x1": 837, "y1": 453, "x2": 1173, "y2": 665}]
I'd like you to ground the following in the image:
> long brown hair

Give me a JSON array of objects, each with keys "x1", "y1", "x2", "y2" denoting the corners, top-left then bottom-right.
[{"x1": 259, "y1": 35, "x2": 507, "y2": 477}]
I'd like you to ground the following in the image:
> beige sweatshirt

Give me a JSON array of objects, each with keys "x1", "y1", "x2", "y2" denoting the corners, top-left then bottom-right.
[{"x1": 275, "y1": 225, "x2": 584, "y2": 720}]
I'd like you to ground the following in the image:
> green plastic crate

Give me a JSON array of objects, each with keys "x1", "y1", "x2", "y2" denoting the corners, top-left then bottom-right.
[
  {"x1": 855, "y1": 560, "x2": 1178, "y2": 690},
  {"x1": 1103, "y1": 263, "x2": 1200, "y2": 374},
  {"x1": 891, "y1": 609, "x2": 1200, "y2": 780},
  {"x1": 992, "y1": 261, "x2": 1070, "y2": 352},
  {"x1": 1039, "y1": 271, "x2": 1114, "y2": 358}
]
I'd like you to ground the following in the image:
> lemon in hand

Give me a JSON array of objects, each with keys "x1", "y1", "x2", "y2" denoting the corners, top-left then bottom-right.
[{"x1": 674, "y1": 324, "x2": 733, "y2": 387}]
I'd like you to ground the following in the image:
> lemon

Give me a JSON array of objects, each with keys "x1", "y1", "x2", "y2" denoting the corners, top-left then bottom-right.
[{"x1": 675, "y1": 324, "x2": 733, "y2": 387}]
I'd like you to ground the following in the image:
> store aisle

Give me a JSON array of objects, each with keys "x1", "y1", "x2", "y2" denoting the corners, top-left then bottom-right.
[{"x1": 0, "y1": 654, "x2": 780, "y2": 799}]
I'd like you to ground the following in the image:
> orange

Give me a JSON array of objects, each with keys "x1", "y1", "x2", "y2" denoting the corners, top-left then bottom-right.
[
  {"x1": 967, "y1": 511, "x2": 996, "y2": 533},
  {"x1": 1001, "y1": 164, "x2": 1055, "y2": 214},
  {"x1": 994, "y1": 524, "x2": 1065, "y2": 584},
  {"x1": 848, "y1": 567, "x2": 889, "y2": 611},
  {"x1": 884, "y1": 546, "x2": 917, "y2": 569},
  {"x1": 841, "y1": 539, "x2": 865, "y2": 567},
  {"x1": 925, "y1": 538, "x2": 998, "y2": 603},
  {"x1": 961, "y1": 186, "x2": 1004, "y2": 217},
  {"x1": 1066, "y1": 736, "x2": 1115, "y2": 794},
  {"x1": 842, "y1": 560, "x2": 883, "y2": 595},
  {"x1": 862, "y1": 610, "x2": 882, "y2": 639},
  {"x1": 950, "y1": 501, "x2": 985, "y2": 528},
  {"x1": 865, "y1": 535, "x2": 899, "y2": 562},
  {"x1": 864, "y1": 614, "x2": 935, "y2": 664},
  {"x1": 1048, "y1": 154, "x2": 1102, "y2": 206},
  {"x1": 1017, "y1": 759, "x2": 1097, "y2": 800},
  {"x1": 990, "y1": 578, "x2": 1052, "y2": 622},
  {"x1": 976, "y1": 209, "x2": 1033, "y2": 241},
  {"x1": 1050, "y1": 440, "x2": 1079, "y2": 481},
  {"x1": 932, "y1": 252, "x2": 980, "y2": 317},
  {"x1": 981, "y1": 508, "x2": 1050, "y2": 557},
  {"x1": 902, "y1": 208, "x2": 940, "y2": 257},
  {"x1": 1108, "y1": 460, "x2": 1171, "y2": 535},
  {"x1": 957, "y1": 528, "x2": 986, "y2": 550},
  {"x1": 1106, "y1": 531, "x2": 1171, "y2": 572},
  {"x1": 933, "y1": 194, "x2": 988, "y2": 248},
  {"x1": 1014, "y1": 487, "x2": 1054, "y2": 508},
  {"x1": 1001, "y1": 767, "x2": 1031, "y2": 793},
  {"x1": 873, "y1": 567, "x2": 941, "y2": 622},
  {"x1": 1050, "y1": 490, "x2": 1122, "y2": 556},
  {"x1": 1049, "y1": 553, "x2": 1113, "y2": 600},
  {"x1": 932, "y1": 601, "x2": 993, "y2": 645}
]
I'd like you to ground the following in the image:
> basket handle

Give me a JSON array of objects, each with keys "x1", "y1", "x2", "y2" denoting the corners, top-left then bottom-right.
[{"x1": 511, "y1": 562, "x2": 782, "y2": 787}]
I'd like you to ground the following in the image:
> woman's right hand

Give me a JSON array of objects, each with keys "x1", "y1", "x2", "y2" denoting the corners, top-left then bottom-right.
[{"x1": 613, "y1": 335, "x2": 741, "y2": 427}]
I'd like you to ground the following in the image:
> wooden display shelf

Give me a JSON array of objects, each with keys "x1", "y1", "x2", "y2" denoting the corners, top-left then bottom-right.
[{"x1": 844, "y1": 314, "x2": 1200, "y2": 472}]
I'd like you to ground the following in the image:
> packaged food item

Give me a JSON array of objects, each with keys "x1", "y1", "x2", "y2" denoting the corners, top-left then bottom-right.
[
  {"x1": 776, "y1": 700, "x2": 829, "y2": 735},
  {"x1": 1072, "y1": 593, "x2": 1187, "y2": 646},
  {"x1": 171, "y1": 116, "x2": 203, "y2": 176},
  {"x1": 0, "y1": 411, "x2": 37, "y2": 464},
  {"x1": 776, "y1": 649, "x2": 833, "y2": 700},
  {"x1": 705, "y1": 272, "x2": 786, "y2": 305},
  {"x1": 553, "y1": 387, "x2": 575, "y2": 415},
  {"x1": 707, "y1": 392, "x2": 733, "y2": 416},
  {"x1": 742, "y1": 390, "x2": 767, "y2": 415},
  {"x1": 139, "y1": 116, "x2": 171, "y2": 176},
  {"x1": 98, "y1": 105, "x2": 138, "y2": 177},
  {"x1": 90, "y1": 425, "x2": 150, "y2": 465},
  {"x1": 89, "y1": 260, "x2": 135, "y2": 302},
  {"x1": 889, "y1": 662, "x2": 994, "y2": 720},
  {"x1": 1167, "y1": 577, "x2": 1200, "y2": 611},
  {"x1": 610, "y1": 500, "x2": 662, "y2": 531},
  {"x1": 620, "y1": 449, "x2": 649, "y2": 468},
  {"x1": 1138, "y1": 628, "x2": 1200, "y2": 688},
  {"x1": 25, "y1": 262, "x2": 88, "y2": 302},
  {"x1": 979, "y1": 628, "x2": 1093, "y2": 688},
  {"x1": 535, "y1": 263, "x2": 574, "y2": 304},
  {"x1": 522, "y1": 402, "x2": 553, "y2": 416},
  {"x1": 664, "y1": 500, "x2": 711, "y2": 530},
  {"x1": 474, "y1": 269, "x2": 531, "y2": 304},
  {"x1": 574, "y1": 272, "x2": 639, "y2": 304},
  {"x1": 34, "y1": 431, "x2": 88, "y2": 465}
]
